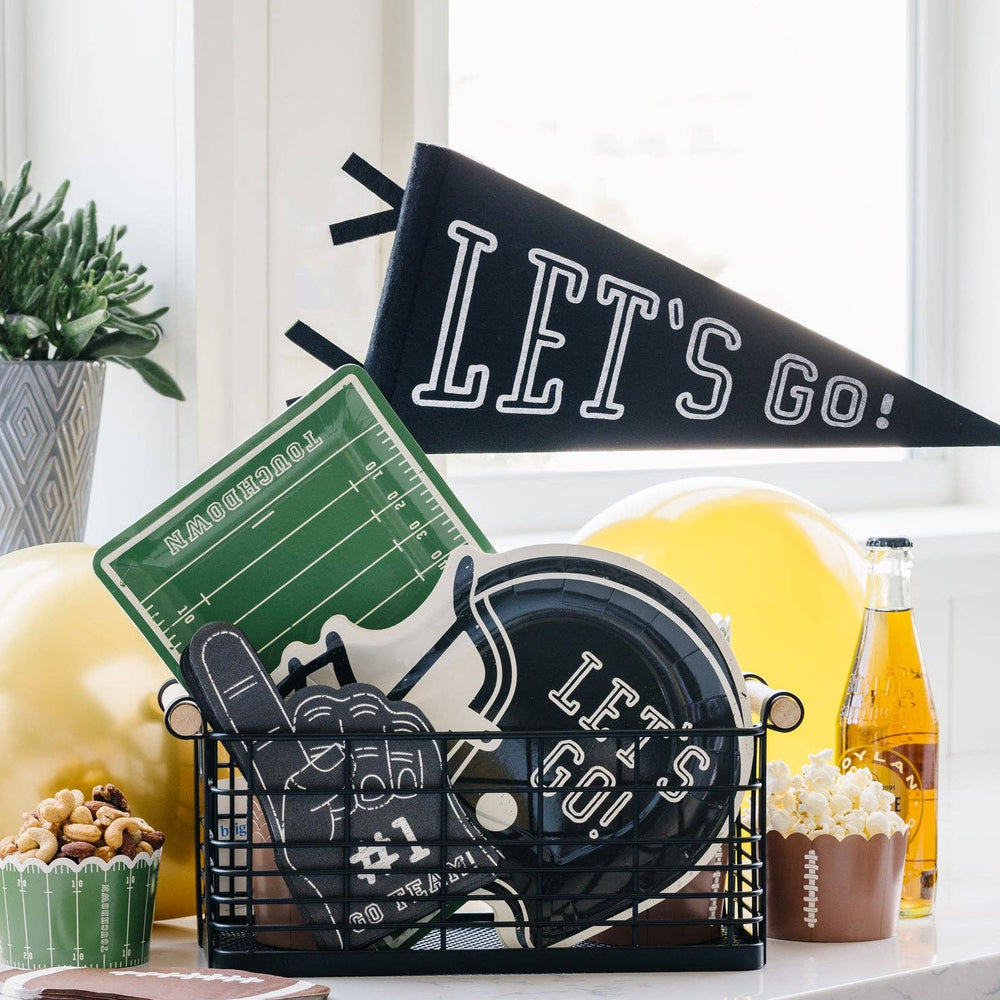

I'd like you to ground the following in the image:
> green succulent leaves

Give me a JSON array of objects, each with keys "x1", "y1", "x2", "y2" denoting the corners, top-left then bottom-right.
[{"x1": 0, "y1": 161, "x2": 183, "y2": 400}]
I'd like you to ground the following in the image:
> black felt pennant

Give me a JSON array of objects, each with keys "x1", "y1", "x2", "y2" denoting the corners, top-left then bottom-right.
[{"x1": 322, "y1": 144, "x2": 1000, "y2": 452}]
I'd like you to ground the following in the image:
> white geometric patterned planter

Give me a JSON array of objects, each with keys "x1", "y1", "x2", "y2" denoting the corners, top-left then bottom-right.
[{"x1": 0, "y1": 360, "x2": 105, "y2": 554}]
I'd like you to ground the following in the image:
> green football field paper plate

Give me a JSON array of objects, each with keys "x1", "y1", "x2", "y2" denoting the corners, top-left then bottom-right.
[
  {"x1": 94, "y1": 365, "x2": 491, "y2": 679},
  {"x1": 0, "y1": 854, "x2": 159, "y2": 970}
]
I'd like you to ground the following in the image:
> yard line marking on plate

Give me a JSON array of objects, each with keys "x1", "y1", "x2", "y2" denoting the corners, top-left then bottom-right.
[
  {"x1": 355, "y1": 560, "x2": 443, "y2": 624},
  {"x1": 163, "y1": 454, "x2": 401, "y2": 629},
  {"x1": 231, "y1": 484, "x2": 424, "y2": 629},
  {"x1": 257, "y1": 511, "x2": 447, "y2": 654},
  {"x1": 140, "y1": 421, "x2": 379, "y2": 603}
]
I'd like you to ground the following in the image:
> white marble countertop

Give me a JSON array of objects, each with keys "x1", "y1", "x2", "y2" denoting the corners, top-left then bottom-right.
[{"x1": 150, "y1": 753, "x2": 1000, "y2": 999}]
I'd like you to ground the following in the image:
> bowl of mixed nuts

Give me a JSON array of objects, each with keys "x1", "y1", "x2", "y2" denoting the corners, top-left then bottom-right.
[{"x1": 0, "y1": 782, "x2": 165, "y2": 969}]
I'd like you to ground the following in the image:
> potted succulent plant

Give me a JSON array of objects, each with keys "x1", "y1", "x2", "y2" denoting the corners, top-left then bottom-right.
[{"x1": 0, "y1": 161, "x2": 183, "y2": 554}]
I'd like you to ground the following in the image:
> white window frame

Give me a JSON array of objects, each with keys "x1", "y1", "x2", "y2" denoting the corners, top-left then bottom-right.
[
  {"x1": 170, "y1": 0, "x2": 962, "y2": 539},
  {"x1": 395, "y1": 0, "x2": 958, "y2": 536}
]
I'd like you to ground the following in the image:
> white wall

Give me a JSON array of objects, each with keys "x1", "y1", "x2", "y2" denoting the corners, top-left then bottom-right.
[
  {"x1": 953, "y1": 0, "x2": 1000, "y2": 503},
  {"x1": 187, "y1": 0, "x2": 388, "y2": 470},
  {"x1": 4, "y1": 0, "x2": 195, "y2": 544},
  {"x1": 937, "y1": 1, "x2": 1000, "y2": 756},
  {"x1": 267, "y1": 0, "x2": 385, "y2": 412}
]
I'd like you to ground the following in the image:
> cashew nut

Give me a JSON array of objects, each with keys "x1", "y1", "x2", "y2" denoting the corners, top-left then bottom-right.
[
  {"x1": 61, "y1": 823, "x2": 102, "y2": 844},
  {"x1": 38, "y1": 789, "x2": 75, "y2": 825},
  {"x1": 131, "y1": 816, "x2": 154, "y2": 834},
  {"x1": 94, "y1": 846, "x2": 115, "y2": 862},
  {"x1": 95, "y1": 805, "x2": 127, "y2": 827},
  {"x1": 103, "y1": 817, "x2": 143, "y2": 850},
  {"x1": 68, "y1": 806, "x2": 93, "y2": 825},
  {"x1": 0, "y1": 836, "x2": 16, "y2": 858},
  {"x1": 17, "y1": 827, "x2": 58, "y2": 863},
  {"x1": 136, "y1": 841, "x2": 154, "y2": 856},
  {"x1": 70, "y1": 789, "x2": 85, "y2": 808},
  {"x1": 20, "y1": 817, "x2": 56, "y2": 837}
]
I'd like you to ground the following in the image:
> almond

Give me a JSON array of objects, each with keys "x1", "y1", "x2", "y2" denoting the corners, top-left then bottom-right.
[
  {"x1": 60, "y1": 841, "x2": 96, "y2": 861},
  {"x1": 119, "y1": 829, "x2": 139, "y2": 860},
  {"x1": 144, "y1": 830, "x2": 166, "y2": 851}
]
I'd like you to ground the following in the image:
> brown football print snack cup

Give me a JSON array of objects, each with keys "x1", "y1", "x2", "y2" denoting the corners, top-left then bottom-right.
[
  {"x1": 767, "y1": 830, "x2": 907, "y2": 942},
  {"x1": 593, "y1": 844, "x2": 727, "y2": 946}
]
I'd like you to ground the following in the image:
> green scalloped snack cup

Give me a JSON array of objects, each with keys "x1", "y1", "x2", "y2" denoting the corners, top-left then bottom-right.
[{"x1": 0, "y1": 851, "x2": 160, "y2": 969}]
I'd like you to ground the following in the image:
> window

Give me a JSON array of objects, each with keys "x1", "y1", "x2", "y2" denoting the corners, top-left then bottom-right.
[
  {"x1": 44, "y1": 2, "x2": 947, "y2": 543},
  {"x1": 450, "y1": 1, "x2": 910, "y2": 374},
  {"x1": 442, "y1": 0, "x2": 946, "y2": 533}
]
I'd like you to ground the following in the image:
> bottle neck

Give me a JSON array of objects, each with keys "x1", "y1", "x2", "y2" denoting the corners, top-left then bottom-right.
[{"x1": 865, "y1": 546, "x2": 913, "y2": 611}]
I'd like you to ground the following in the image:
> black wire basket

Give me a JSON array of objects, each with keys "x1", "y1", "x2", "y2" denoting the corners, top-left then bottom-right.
[{"x1": 194, "y1": 711, "x2": 780, "y2": 977}]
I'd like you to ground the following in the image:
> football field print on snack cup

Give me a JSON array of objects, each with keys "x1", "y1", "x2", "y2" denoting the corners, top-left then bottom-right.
[{"x1": 0, "y1": 783, "x2": 164, "y2": 968}]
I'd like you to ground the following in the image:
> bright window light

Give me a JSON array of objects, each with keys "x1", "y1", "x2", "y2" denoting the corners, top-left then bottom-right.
[{"x1": 448, "y1": 0, "x2": 911, "y2": 474}]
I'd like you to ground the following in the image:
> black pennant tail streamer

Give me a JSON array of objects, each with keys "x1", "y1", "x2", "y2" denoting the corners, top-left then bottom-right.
[{"x1": 328, "y1": 153, "x2": 404, "y2": 245}]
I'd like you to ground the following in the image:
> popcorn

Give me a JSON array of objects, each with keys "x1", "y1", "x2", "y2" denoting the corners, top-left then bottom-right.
[
  {"x1": 765, "y1": 750, "x2": 908, "y2": 841},
  {"x1": 766, "y1": 759, "x2": 793, "y2": 797},
  {"x1": 839, "y1": 766, "x2": 873, "y2": 803},
  {"x1": 799, "y1": 791, "x2": 829, "y2": 818},
  {"x1": 865, "y1": 811, "x2": 896, "y2": 838},
  {"x1": 828, "y1": 792, "x2": 852, "y2": 817},
  {"x1": 802, "y1": 748, "x2": 839, "y2": 792},
  {"x1": 858, "y1": 784, "x2": 885, "y2": 814},
  {"x1": 842, "y1": 810, "x2": 867, "y2": 836},
  {"x1": 768, "y1": 808, "x2": 796, "y2": 836}
]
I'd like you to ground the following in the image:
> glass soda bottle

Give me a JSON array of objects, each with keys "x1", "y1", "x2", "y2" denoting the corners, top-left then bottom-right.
[{"x1": 837, "y1": 537, "x2": 938, "y2": 917}]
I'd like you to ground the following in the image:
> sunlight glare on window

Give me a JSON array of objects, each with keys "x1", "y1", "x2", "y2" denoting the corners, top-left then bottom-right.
[{"x1": 447, "y1": 0, "x2": 911, "y2": 474}]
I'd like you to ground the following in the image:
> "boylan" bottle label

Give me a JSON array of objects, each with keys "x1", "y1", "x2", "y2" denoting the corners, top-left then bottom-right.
[{"x1": 840, "y1": 739, "x2": 937, "y2": 844}]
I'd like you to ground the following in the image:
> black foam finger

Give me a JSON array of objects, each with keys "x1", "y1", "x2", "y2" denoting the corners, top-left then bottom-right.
[
  {"x1": 270, "y1": 683, "x2": 503, "y2": 950},
  {"x1": 180, "y1": 622, "x2": 305, "y2": 792}
]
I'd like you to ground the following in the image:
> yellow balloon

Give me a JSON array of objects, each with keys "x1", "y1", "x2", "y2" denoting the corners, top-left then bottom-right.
[
  {"x1": 0, "y1": 543, "x2": 195, "y2": 919},
  {"x1": 577, "y1": 478, "x2": 866, "y2": 768}
]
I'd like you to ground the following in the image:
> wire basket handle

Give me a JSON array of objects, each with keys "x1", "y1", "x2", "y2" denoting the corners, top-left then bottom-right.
[
  {"x1": 161, "y1": 672, "x2": 806, "y2": 737},
  {"x1": 744, "y1": 675, "x2": 804, "y2": 732},
  {"x1": 157, "y1": 679, "x2": 203, "y2": 739}
]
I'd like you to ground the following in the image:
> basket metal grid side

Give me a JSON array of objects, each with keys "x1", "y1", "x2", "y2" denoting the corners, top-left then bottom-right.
[{"x1": 195, "y1": 723, "x2": 768, "y2": 977}]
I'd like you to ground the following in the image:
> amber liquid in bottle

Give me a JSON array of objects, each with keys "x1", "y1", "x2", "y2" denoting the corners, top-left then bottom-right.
[{"x1": 837, "y1": 539, "x2": 938, "y2": 918}]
